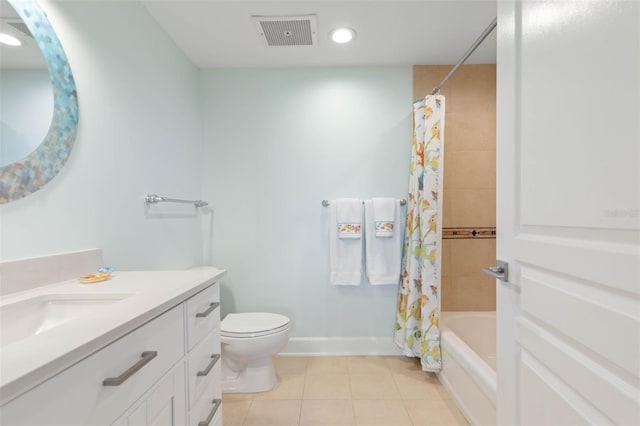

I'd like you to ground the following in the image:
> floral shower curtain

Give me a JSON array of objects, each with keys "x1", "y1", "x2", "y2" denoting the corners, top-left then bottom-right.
[{"x1": 394, "y1": 95, "x2": 445, "y2": 372}]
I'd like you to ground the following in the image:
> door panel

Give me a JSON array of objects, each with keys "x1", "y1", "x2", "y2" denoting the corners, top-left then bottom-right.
[
  {"x1": 497, "y1": 1, "x2": 640, "y2": 424},
  {"x1": 520, "y1": 353, "x2": 602, "y2": 426},
  {"x1": 521, "y1": 265, "x2": 639, "y2": 373},
  {"x1": 515, "y1": 232, "x2": 639, "y2": 294},
  {"x1": 518, "y1": 0, "x2": 639, "y2": 231},
  {"x1": 519, "y1": 319, "x2": 638, "y2": 425}
]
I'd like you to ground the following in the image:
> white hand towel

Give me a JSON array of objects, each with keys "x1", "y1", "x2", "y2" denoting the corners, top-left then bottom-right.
[
  {"x1": 372, "y1": 197, "x2": 396, "y2": 237},
  {"x1": 336, "y1": 198, "x2": 362, "y2": 239},
  {"x1": 365, "y1": 200, "x2": 404, "y2": 285},
  {"x1": 329, "y1": 199, "x2": 363, "y2": 285}
]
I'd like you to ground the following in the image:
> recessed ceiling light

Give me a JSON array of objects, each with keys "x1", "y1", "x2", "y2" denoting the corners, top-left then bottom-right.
[
  {"x1": 0, "y1": 33, "x2": 21, "y2": 47},
  {"x1": 330, "y1": 28, "x2": 355, "y2": 44}
]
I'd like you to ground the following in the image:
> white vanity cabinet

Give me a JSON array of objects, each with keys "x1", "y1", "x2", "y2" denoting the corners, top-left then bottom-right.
[{"x1": 0, "y1": 283, "x2": 222, "y2": 426}]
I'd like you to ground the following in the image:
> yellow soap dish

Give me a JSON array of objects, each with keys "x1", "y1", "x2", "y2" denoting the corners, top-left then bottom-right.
[{"x1": 79, "y1": 273, "x2": 111, "y2": 284}]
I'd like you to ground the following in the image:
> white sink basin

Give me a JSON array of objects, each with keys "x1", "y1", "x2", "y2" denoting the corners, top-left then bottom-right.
[{"x1": 0, "y1": 293, "x2": 134, "y2": 347}]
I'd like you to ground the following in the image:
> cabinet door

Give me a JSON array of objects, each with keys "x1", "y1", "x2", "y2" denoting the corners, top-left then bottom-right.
[
  {"x1": 0, "y1": 305, "x2": 184, "y2": 426},
  {"x1": 113, "y1": 363, "x2": 187, "y2": 426}
]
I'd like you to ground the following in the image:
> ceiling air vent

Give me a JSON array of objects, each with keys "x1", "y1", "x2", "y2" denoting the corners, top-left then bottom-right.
[{"x1": 252, "y1": 15, "x2": 318, "y2": 47}]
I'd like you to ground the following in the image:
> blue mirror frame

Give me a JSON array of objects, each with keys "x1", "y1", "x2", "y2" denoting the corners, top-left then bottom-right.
[{"x1": 0, "y1": 0, "x2": 78, "y2": 203}]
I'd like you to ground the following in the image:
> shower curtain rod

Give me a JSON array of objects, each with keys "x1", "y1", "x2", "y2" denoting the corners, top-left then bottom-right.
[{"x1": 417, "y1": 17, "x2": 497, "y2": 100}]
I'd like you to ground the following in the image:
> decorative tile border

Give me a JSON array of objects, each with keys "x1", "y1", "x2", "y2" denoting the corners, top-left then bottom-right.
[{"x1": 443, "y1": 227, "x2": 496, "y2": 239}]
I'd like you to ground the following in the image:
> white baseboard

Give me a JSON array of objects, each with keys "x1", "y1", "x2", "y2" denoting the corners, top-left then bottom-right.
[{"x1": 281, "y1": 337, "x2": 404, "y2": 356}]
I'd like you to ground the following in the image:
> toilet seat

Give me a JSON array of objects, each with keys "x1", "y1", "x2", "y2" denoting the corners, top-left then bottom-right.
[{"x1": 221, "y1": 312, "x2": 290, "y2": 338}]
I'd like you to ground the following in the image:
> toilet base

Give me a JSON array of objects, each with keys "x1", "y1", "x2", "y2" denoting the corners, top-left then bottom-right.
[{"x1": 222, "y1": 355, "x2": 277, "y2": 393}]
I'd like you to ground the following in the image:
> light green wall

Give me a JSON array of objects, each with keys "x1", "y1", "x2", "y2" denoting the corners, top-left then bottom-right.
[
  {"x1": 1, "y1": 1, "x2": 415, "y2": 340},
  {"x1": 200, "y1": 67, "x2": 412, "y2": 338},
  {"x1": 0, "y1": 1, "x2": 204, "y2": 269}
]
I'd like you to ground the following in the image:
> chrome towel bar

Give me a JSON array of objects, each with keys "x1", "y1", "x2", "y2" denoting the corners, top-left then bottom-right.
[
  {"x1": 322, "y1": 199, "x2": 406, "y2": 207},
  {"x1": 144, "y1": 194, "x2": 208, "y2": 208}
]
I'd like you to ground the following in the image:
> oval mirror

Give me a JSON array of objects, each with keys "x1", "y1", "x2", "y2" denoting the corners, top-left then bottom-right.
[
  {"x1": 1, "y1": 0, "x2": 52, "y2": 167},
  {"x1": 0, "y1": 0, "x2": 78, "y2": 203}
]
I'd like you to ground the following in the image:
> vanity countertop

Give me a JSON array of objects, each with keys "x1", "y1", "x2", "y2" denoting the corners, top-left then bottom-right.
[{"x1": 0, "y1": 267, "x2": 226, "y2": 406}]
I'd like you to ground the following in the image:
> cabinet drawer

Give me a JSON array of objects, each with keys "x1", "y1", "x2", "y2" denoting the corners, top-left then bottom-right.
[
  {"x1": 186, "y1": 284, "x2": 219, "y2": 351},
  {"x1": 1, "y1": 305, "x2": 185, "y2": 426},
  {"x1": 189, "y1": 372, "x2": 222, "y2": 426},
  {"x1": 187, "y1": 329, "x2": 221, "y2": 408}
]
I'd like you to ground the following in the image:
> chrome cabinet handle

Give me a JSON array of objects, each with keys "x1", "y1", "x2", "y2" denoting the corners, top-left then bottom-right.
[
  {"x1": 103, "y1": 351, "x2": 158, "y2": 386},
  {"x1": 196, "y1": 302, "x2": 219, "y2": 318},
  {"x1": 482, "y1": 259, "x2": 509, "y2": 282},
  {"x1": 197, "y1": 354, "x2": 220, "y2": 377},
  {"x1": 198, "y1": 399, "x2": 222, "y2": 426}
]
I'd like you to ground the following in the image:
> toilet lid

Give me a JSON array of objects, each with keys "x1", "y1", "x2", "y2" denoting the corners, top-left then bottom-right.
[{"x1": 221, "y1": 312, "x2": 290, "y2": 337}]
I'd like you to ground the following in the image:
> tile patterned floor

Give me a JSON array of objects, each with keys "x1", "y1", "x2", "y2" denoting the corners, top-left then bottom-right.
[{"x1": 222, "y1": 356, "x2": 469, "y2": 426}]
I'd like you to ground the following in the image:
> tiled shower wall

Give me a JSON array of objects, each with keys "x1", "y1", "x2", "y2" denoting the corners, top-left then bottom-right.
[{"x1": 414, "y1": 65, "x2": 496, "y2": 311}]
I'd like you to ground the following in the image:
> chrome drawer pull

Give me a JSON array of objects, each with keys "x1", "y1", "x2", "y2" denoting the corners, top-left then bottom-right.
[
  {"x1": 197, "y1": 354, "x2": 220, "y2": 377},
  {"x1": 103, "y1": 351, "x2": 158, "y2": 386},
  {"x1": 195, "y1": 302, "x2": 219, "y2": 318},
  {"x1": 198, "y1": 399, "x2": 222, "y2": 426}
]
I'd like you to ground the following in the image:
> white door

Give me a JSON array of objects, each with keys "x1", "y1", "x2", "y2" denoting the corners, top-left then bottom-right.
[{"x1": 496, "y1": 1, "x2": 640, "y2": 425}]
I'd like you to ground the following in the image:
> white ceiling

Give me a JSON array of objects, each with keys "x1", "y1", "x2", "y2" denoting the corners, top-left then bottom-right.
[{"x1": 141, "y1": 0, "x2": 497, "y2": 68}]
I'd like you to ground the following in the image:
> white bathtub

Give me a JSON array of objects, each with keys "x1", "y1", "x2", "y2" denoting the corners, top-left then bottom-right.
[{"x1": 438, "y1": 311, "x2": 497, "y2": 426}]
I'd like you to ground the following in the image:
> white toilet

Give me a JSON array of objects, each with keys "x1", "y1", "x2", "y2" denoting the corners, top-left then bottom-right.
[{"x1": 220, "y1": 312, "x2": 290, "y2": 393}]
